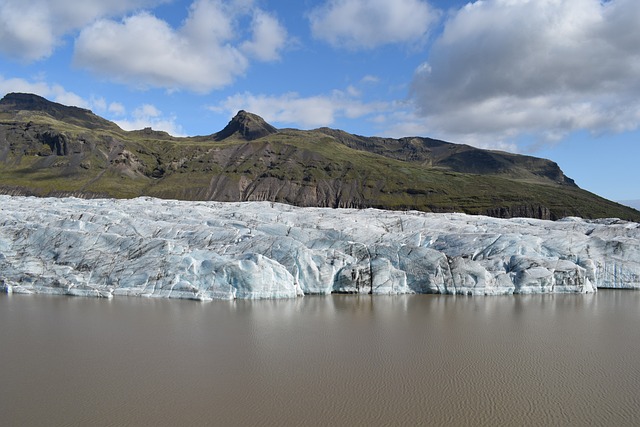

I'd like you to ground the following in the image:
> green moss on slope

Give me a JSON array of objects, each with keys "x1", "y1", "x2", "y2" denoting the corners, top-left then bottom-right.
[{"x1": 1, "y1": 93, "x2": 639, "y2": 221}]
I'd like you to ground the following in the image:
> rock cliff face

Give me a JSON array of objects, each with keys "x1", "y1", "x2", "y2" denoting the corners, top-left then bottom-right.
[
  {"x1": 1, "y1": 196, "x2": 639, "y2": 300},
  {"x1": 1, "y1": 92, "x2": 639, "y2": 221},
  {"x1": 485, "y1": 205, "x2": 553, "y2": 220}
]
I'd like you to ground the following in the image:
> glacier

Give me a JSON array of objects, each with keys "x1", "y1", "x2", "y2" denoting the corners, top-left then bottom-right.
[{"x1": 1, "y1": 195, "x2": 639, "y2": 300}]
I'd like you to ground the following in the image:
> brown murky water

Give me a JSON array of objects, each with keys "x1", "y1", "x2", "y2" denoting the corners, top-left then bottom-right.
[{"x1": 1, "y1": 291, "x2": 640, "y2": 426}]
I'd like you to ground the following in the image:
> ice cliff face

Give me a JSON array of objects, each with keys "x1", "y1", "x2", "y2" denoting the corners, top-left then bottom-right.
[{"x1": 1, "y1": 196, "x2": 639, "y2": 300}]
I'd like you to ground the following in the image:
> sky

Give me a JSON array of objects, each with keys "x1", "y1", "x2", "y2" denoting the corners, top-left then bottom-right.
[{"x1": 1, "y1": 0, "x2": 639, "y2": 203}]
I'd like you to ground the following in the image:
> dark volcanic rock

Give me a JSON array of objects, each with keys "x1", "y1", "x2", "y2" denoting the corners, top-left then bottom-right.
[
  {"x1": 0, "y1": 92, "x2": 64, "y2": 113},
  {"x1": 485, "y1": 205, "x2": 553, "y2": 220},
  {"x1": 0, "y1": 92, "x2": 118, "y2": 130},
  {"x1": 214, "y1": 110, "x2": 278, "y2": 141}
]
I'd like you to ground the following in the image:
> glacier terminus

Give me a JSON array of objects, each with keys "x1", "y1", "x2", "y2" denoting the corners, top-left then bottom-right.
[{"x1": 1, "y1": 195, "x2": 639, "y2": 300}]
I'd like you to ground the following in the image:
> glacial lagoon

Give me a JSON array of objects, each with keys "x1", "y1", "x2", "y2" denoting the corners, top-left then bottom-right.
[{"x1": 2, "y1": 291, "x2": 640, "y2": 426}]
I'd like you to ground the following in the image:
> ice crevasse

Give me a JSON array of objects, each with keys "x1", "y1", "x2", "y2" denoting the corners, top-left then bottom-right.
[{"x1": 1, "y1": 195, "x2": 639, "y2": 300}]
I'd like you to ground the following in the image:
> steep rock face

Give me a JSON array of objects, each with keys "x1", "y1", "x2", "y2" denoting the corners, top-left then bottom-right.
[
  {"x1": 214, "y1": 110, "x2": 278, "y2": 141},
  {"x1": 198, "y1": 174, "x2": 370, "y2": 208},
  {"x1": 1, "y1": 196, "x2": 639, "y2": 301},
  {"x1": 485, "y1": 205, "x2": 553, "y2": 220}
]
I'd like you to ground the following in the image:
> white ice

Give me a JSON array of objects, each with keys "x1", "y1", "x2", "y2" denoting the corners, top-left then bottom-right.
[{"x1": 1, "y1": 196, "x2": 639, "y2": 300}]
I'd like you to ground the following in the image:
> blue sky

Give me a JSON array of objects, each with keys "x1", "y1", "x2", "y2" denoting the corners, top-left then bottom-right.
[{"x1": 1, "y1": 0, "x2": 639, "y2": 202}]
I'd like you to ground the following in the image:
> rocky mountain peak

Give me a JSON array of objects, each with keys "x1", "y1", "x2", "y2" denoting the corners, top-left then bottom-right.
[
  {"x1": 214, "y1": 110, "x2": 278, "y2": 141},
  {"x1": 1, "y1": 92, "x2": 53, "y2": 109},
  {"x1": 0, "y1": 92, "x2": 90, "y2": 116},
  {"x1": 0, "y1": 92, "x2": 117, "y2": 130}
]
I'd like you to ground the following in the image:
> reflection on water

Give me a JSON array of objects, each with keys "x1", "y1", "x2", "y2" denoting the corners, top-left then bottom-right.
[{"x1": 1, "y1": 291, "x2": 640, "y2": 426}]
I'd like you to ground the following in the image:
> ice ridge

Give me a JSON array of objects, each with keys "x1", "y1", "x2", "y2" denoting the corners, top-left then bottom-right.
[{"x1": 1, "y1": 196, "x2": 639, "y2": 300}]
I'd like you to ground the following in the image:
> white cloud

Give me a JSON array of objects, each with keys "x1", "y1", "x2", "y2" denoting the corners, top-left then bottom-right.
[
  {"x1": 0, "y1": 75, "x2": 182, "y2": 136},
  {"x1": 212, "y1": 88, "x2": 521, "y2": 151},
  {"x1": 0, "y1": 0, "x2": 165, "y2": 62},
  {"x1": 212, "y1": 89, "x2": 388, "y2": 128},
  {"x1": 0, "y1": 75, "x2": 88, "y2": 107},
  {"x1": 90, "y1": 96, "x2": 107, "y2": 113},
  {"x1": 108, "y1": 102, "x2": 126, "y2": 116},
  {"x1": 73, "y1": 0, "x2": 288, "y2": 93},
  {"x1": 380, "y1": 109, "x2": 520, "y2": 152},
  {"x1": 309, "y1": 0, "x2": 438, "y2": 49},
  {"x1": 410, "y1": 0, "x2": 640, "y2": 147},
  {"x1": 241, "y1": 10, "x2": 288, "y2": 61},
  {"x1": 0, "y1": 75, "x2": 133, "y2": 118},
  {"x1": 361, "y1": 75, "x2": 380, "y2": 85},
  {"x1": 115, "y1": 104, "x2": 185, "y2": 136}
]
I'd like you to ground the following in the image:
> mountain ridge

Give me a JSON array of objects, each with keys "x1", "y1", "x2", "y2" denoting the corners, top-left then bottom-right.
[
  {"x1": 0, "y1": 92, "x2": 120, "y2": 130},
  {"x1": 213, "y1": 109, "x2": 278, "y2": 141},
  {"x1": 1, "y1": 92, "x2": 638, "y2": 221}
]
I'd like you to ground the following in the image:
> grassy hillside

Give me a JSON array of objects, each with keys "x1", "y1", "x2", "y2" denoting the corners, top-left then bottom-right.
[{"x1": 1, "y1": 92, "x2": 639, "y2": 221}]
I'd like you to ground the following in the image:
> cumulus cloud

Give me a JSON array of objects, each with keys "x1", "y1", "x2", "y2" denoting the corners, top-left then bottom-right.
[
  {"x1": 73, "y1": 0, "x2": 288, "y2": 93},
  {"x1": 0, "y1": 0, "x2": 164, "y2": 61},
  {"x1": 241, "y1": 10, "x2": 288, "y2": 61},
  {"x1": 114, "y1": 104, "x2": 185, "y2": 136},
  {"x1": 0, "y1": 75, "x2": 88, "y2": 107},
  {"x1": 108, "y1": 102, "x2": 126, "y2": 116},
  {"x1": 309, "y1": 0, "x2": 438, "y2": 49},
  {"x1": 212, "y1": 89, "x2": 388, "y2": 128},
  {"x1": 379, "y1": 108, "x2": 520, "y2": 152},
  {"x1": 0, "y1": 75, "x2": 182, "y2": 135},
  {"x1": 212, "y1": 87, "x2": 519, "y2": 151},
  {"x1": 410, "y1": 0, "x2": 640, "y2": 147}
]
